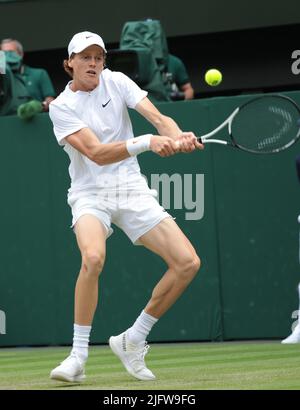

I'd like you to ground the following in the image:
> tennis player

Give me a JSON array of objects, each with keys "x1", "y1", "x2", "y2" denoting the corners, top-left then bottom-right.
[
  {"x1": 49, "y1": 31, "x2": 203, "y2": 382},
  {"x1": 282, "y1": 155, "x2": 300, "y2": 344}
]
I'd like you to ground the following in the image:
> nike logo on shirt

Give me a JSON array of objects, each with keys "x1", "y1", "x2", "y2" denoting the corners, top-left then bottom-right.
[{"x1": 102, "y1": 99, "x2": 111, "y2": 108}]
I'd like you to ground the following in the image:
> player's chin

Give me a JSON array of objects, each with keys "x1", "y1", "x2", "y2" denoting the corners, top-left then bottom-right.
[{"x1": 85, "y1": 73, "x2": 99, "y2": 84}]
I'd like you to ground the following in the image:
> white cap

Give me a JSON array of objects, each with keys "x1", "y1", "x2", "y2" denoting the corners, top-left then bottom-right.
[{"x1": 68, "y1": 31, "x2": 107, "y2": 57}]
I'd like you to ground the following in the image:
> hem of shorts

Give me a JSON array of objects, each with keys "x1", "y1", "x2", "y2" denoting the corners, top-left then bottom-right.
[
  {"x1": 132, "y1": 213, "x2": 174, "y2": 245},
  {"x1": 70, "y1": 211, "x2": 112, "y2": 238}
]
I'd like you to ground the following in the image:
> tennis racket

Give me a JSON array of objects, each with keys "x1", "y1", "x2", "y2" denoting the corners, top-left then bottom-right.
[{"x1": 196, "y1": 94, "x2": 300, "y2": 154}]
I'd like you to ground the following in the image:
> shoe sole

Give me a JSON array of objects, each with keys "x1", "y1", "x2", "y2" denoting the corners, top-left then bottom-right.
[
  {"x1": 50, "y1": 370, "x2": 86, "y2": 383},
  {"x1": 109, "y1": 336, "x2": 155, "y2": 381}
]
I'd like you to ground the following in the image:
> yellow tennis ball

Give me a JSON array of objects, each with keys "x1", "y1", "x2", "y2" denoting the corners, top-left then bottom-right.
[{"x1": 205, "y1": 69, "x2": 222, "y2": 86}]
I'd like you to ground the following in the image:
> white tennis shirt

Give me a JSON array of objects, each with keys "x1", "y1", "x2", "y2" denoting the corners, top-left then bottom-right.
[{"x1": 49, "y1": 69, "x2": 148, "y2": 193}]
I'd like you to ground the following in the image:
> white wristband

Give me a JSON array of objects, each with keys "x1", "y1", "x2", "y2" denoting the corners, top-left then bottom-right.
[{"x1": 126, "y1": 134, "x2": 152, "y2": 156}]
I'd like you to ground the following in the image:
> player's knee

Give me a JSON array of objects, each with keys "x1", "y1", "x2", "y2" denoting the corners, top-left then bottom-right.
[
  {"x1": 82, "y1": 250, "x2": 105, "y2": 277},
  {"x1": 187, "y1": 254, "x2": 201, "y2": 277},
  {"x1": 177, "y1": 253, "x2": 201, "y2": 281},
  {"x1": 192, "y1": 254, "x2": 201, "y2": 273}
]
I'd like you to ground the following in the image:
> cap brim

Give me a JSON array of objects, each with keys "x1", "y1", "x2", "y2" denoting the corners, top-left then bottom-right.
[{"x1": 71, "y1": 39, "x2": 107, "y2": 55}]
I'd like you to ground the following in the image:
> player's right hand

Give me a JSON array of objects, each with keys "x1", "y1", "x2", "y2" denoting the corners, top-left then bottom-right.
[
  {"x1": 150, "y1": 135, "x2": 179, "y2": 157},
  {"x1": 175, "y1": 132, "x2": 204, "y2": 152}
]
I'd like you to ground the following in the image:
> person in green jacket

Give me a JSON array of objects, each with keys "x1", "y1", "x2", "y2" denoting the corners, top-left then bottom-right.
[
  {"x1": 0, "y1": 38, "x2": 56, "y2": 115},
  {"x1": 167, "y1": 54, "x2": 194, "y2": 100}
]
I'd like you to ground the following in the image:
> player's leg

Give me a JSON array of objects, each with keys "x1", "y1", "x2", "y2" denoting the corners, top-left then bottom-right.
[
  {"x1": 74, "y1": 214, "x2": 107, "y2": 326},
  {"x1": 282, "y1": 214, "x2": 300, "y2": 344},
  {"x1": 130, "y1": 217, "x2": 200, "y2": 331},
  {"x1": 141, "y1": 218, "x2": 200, "y2": 317},
  {"x1": 282, "y1": 282, "x2": 300, "y2": 344},
  {"x1": 50, "y1": 214, "x2": 107, "y2": 382},
  {"x1": 109, "y1": 217, "x2": 200, "y2": 380}
]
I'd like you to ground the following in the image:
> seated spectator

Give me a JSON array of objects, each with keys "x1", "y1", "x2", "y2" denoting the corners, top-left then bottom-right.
[
  {"x1": 0, "y1": 50, "x2": 5, "y2": 74},
  {"x1": 167, "y1": 53, "x2": 194, "y2": 100},
  {"x1": 0, "y1": 38, "x2": 56, "y2": 115}
]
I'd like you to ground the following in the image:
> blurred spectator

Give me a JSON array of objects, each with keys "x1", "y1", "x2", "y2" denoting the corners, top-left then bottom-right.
[
  {"x1": 167, "y1": 53, "x2": 194, "y2": 100},
  {"x1": 0, "y1": 38, "x2": 56, "y2": 116}
]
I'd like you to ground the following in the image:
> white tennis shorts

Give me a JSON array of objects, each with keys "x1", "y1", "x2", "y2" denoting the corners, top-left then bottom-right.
[{"x1": 67, "y1": 186, "x2": 172, "y2": 244}]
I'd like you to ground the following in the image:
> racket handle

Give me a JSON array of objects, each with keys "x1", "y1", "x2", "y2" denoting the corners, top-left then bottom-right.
[{"x1": 175, "y1": 138, "x2": 203, "y2": 148}]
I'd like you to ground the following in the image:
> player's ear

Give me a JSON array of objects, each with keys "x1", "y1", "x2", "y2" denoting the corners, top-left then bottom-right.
[
  {"x1": 63, "y1": 56, "x2": 74, "y2": 78},
  {"x1": 68, "y1": 53, "x2": 75, "y2": 68}
]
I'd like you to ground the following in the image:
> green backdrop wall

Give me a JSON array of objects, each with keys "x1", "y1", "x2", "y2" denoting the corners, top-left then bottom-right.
[
  {"x1": 1, "y1": 0, "x2": 300, "y2": 52},
  {"x1": 1, "y1": 91, "x2": 300, "y2": 347}
]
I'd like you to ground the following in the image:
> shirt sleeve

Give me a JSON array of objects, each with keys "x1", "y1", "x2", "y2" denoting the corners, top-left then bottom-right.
[
  {"x1": 38, "y1": 69, "x2": 56, "y2": 99},
  {"x1": 113, "y1": 71, "x2": 148, "y2": 108},
  {"x1": 49, "y1": 102, "x2": 88, "y2": 146}
]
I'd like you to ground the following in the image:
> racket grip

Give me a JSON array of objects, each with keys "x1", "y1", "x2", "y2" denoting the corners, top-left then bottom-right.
[{"x1": 175, "y1": 137, "x2": 203, "y2": 148}]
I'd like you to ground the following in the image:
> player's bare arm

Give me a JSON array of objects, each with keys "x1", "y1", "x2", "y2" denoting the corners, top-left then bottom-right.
[
  {"x1": 65, "y1": 127, "x2": 180, "y2": 164},
  {"x1": 66, "y1": 128, "x2": 130, "y2": 165},
  {"x1": 135, "y1": 97, "x2": 182, "y2": 137},
  {"x1": 135, "y1": 97, "x2": 204, "y2": 152}
]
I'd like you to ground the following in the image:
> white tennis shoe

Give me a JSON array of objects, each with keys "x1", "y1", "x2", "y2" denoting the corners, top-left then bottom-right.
[
  {"x1": 50, "y1": 354, "x2": 86, "y2": 382},
  {"x1": 281, "y1": 324, "x2": 300, "y2": 344},
  {"x1": 109, "y1": 332, "x2": 155, "y2": 381}
]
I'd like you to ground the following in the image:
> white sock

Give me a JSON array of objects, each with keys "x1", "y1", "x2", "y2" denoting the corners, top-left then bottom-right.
[
  {"x1": 71, "y1": 324, "x2": 91, "y2": 363},
  {"x1": 127, "y1": 310, "x2": 158, "y2": 345}
]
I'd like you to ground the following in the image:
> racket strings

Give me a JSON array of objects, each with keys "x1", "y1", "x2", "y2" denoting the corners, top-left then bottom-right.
[
  {"x1": 257, "y1": 107, "x2": 293, "y2": 150},
  {"x1": 231, "y1": 96, "x2": 300, "y2": 153}
]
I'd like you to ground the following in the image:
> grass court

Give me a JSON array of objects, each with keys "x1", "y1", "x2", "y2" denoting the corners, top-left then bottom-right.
[{"x1": 0, "y1": 341, "x2": 300, "y2": 390}]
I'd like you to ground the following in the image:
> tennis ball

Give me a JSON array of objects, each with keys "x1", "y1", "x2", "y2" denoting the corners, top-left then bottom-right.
[{"x1": 205, "y1": 69, "x2": 222, "y2": 86}]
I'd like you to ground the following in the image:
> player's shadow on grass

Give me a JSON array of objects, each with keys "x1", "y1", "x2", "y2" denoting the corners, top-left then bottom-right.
[{"x1": 51, "y1": 382, "x2": 93, "y2": 389}]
